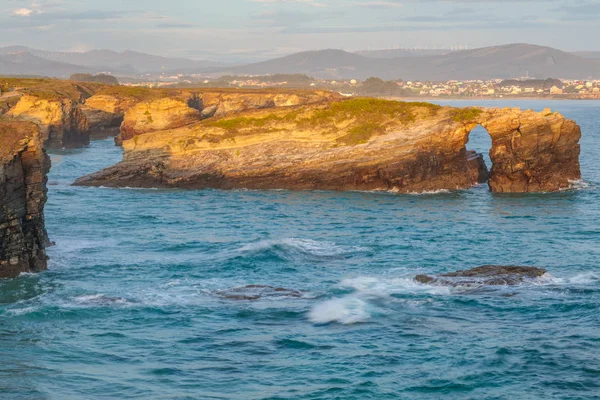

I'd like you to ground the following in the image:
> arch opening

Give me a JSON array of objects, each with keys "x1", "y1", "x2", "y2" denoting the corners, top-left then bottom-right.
[{"x1": 465, "y1": 124, "x2": 493, "y2": 185}]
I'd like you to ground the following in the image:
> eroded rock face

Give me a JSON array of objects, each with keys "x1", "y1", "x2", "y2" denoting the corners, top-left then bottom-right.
[
  {"x1": 73, "y1": 99, "x2": 582, "y2": 194},
  {"x1": 81, "y1": 94, "x2": 135, "y2": 139},
  {"x1": 0, "y1": 122, "x2": 50, "y2": 278},
  {"x1": 474, "y1": 108, "x2": 582, "y2": 193},
  {"x1": 199, "y1": 90, "x2": 341, "y2": 119},
  {"x1": 7, "y1": 95, "x2": 90, "y2": 148},
  {"x1": 117, "y1": 98, "x2": 202, "y2": 145},
  {"x1": 415, "y1": 266, "x2": 548, "y2": 287}
]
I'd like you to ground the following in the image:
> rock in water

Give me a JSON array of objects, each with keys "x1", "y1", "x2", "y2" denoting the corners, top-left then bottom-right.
[
  {"x1": 0, "y1": 121, "x2": 50, "y2": 278},
  {"x1": 415, "y1": 266, "x2": 548, "y2": 287},
  {"x1": 215, "y1": 285, "x2": 303, "y2": 300}
]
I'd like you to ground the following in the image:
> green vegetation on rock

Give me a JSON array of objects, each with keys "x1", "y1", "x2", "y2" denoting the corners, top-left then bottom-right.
[
  {"x1": 70, "y1": 73, "x2": 119, "y2": 86},
  {"x1": 450, "y1": 108, "x2": 483, "y2": 122},
  {"x1": 336, "y1": 123, "x2": 384, "y2": 146},
  {"x1": 300, "y1": 98, "x2": 441, "y2": 127}
]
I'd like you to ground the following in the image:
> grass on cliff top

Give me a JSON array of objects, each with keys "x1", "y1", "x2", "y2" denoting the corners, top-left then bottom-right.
[
  {"x1": 201, "y1": 98, "x2": 442, "y2": 145},
  {"x1": 299, "y1": 98, "x2": 441, "y2": 128},
  {"x1": 336, "y1": 122, "x2": 384, "y2": 146},
  {"x1": 0, "y1": 121, "x2": 37, "y2": 162},
  {"x1": 450, "y1": 107, "x2": 483, "y2": 122},
  {"x1": 207, "y1": 98, "x2": 440, "y2": 132},
  {"x1": 1, "y1": 77, "x2": 101, "y2": 101},
  {"x1": 206, "y1": 111, "x2": 300, "y2": 132},
  {"x1": 97, "y1": 86, "x2": 189, "y2": 101}
]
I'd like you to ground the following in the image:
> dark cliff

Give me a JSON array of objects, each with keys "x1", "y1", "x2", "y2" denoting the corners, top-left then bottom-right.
[{"x1": 0, "y1": 121, "x2": 50, "y2": 278}]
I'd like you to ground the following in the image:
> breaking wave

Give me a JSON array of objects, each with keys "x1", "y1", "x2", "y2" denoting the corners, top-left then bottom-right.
[{"x1": 238, "y1": 238, "x2": 369, "y2": 260}]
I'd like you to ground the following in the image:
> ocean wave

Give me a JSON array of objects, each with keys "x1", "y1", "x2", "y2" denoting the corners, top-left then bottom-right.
[
  {"x1": 72, "y1": 294, "x2": 131, "y2": 306},
  {"x1": 238, "y1": 237, "x2": 369, "y2": 259},
  {"x1": 562, "y1": 179, "x2": 595, "y2": 191},
  {"x1": 340, "y1": 276, "x2": 452, "y2": 296},
  {"x1": 309, "y1": 296, "x2": 370, "y2": 325}
]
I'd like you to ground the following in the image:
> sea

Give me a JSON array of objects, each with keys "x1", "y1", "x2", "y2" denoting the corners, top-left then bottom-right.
[{"x1": 1, "y1": 100, "x2": 599, "y2": 399}]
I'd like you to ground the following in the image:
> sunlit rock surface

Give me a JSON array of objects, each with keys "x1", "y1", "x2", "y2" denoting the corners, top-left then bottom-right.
[{"x1": 74, "y1": 98, "x2": 581, "y2": 194}]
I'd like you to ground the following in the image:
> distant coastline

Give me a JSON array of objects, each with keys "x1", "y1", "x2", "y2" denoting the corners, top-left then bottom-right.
[{"x1": 384, "y1": 95, "x2": 600, "y2": 101}]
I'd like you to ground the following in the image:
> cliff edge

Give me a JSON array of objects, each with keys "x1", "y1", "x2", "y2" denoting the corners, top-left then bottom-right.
[{"x1": 0, "y1": 121, "x2": 50, "y2": 278}]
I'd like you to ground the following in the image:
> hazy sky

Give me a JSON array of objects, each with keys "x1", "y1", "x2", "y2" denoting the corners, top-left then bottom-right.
[{"x1": 2, "y1": 0, "x2": 599, "y2": 61}]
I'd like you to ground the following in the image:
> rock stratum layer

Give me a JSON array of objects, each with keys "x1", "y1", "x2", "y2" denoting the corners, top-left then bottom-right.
[
  {"x1": 0, "y1": 121, "x2": 50, "y2": 278},
  {"x1": 73, "y1": 98, "x2": 582, "y2": 193}
]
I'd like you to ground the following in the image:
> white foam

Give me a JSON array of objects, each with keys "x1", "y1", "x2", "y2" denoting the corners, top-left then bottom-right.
[
  {"x1": 308, "y1": 296, "x2": 370, "y2": 325},
  {"x1": 563, "y1": 179, "x2": 593, "y2": 191},
  {"x1": 239, "y1": 237, "x2": 368, "y2": 257},
  {"x1": 340, "y1": 276, "x2": 452, "y2": 296},
  {"x1": 6, "y1": 306, "x2": 37, "y2": 316},
  {"x1": 72, "y1": 294, "x2": 130, "y2": 305},
  {"x1": 404, "y1": 189, "x2": 452, "y2": 195},
  {"x1": 566, "y1": 272, "x2": 599, "y2": 285}
]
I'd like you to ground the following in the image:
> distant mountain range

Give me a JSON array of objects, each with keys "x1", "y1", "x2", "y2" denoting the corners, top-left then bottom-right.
[
  {"x1": 1, "y1": 43, "x2": 600, "y2": 81},
  {"x1": 354, "y1": 49, "x2": 456, "y2": 59},
  {"x1": 0, "y1": 46, "x2": 228, "y2": 77},
  {"x1": 215, "y1": 44, "x2": 600, "y2": 80}
]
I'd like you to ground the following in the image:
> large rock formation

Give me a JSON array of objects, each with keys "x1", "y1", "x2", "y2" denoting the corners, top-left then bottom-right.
[
  {"x1": 0, "y1": 121, "x2": 50, "y2": 278},
  {"x1": 475, "y1": 108, "x2": 581, "y2": 192},
  {"x1": 73, "y1": 99, "x2": 582, "y2": 194},
  {"x1": 7, "y1": 95, "x2": 90, "y2": 148},
  {"x1": 415, "y1": 266, "x2": 548, "y2": 286}
]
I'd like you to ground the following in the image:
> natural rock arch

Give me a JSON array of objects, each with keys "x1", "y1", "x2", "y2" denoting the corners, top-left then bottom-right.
[{"x1": 463, "y1": 108, "x2": 581, "y2": 193}]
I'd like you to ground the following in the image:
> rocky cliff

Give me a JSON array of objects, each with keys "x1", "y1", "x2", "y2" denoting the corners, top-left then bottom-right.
[
  {"x1": 0, "y1": 121, "x2": 50, "y2": 278},
  {"x1": 82, "y1": 94, "x2": 139, "y2": 140},
  {"x1": 112, "y1": 89, "x2": 341, "y2": 145},
  {"x1": 73, "y1": 99, "x2": 581, "y2": 193},
  {"x1": 476, "y1": 107, "x2": 581, "y2": 192},
  {"x1": 7, "y1": 95, "x2": 90, "y2": 148},
  {"x1": 117, "y1": 98, "x2": 202, "y2": 145}
]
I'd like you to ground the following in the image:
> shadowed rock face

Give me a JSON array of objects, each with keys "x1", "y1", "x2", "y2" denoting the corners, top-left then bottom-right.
[
  {"x1": 73, "y1": 99, "x2": 581, "y2": 194},
  {"x1": 0, "y1": 122, "x2": 50, "y2": 278},
  {"x1": 215, "y1": 285, "x2": 303, "y2": 300},
  {"x1": 81, "y1": 94, "x2": 133, "y2": 140},
  {"x1": 415, "y1": 266, "x2": 548, "y2": 287}
]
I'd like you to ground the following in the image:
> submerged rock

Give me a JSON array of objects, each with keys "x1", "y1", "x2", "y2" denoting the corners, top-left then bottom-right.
[
  {"x1": 415, "y1": 265, "x2": 548, "y2": 287},
  {"x1": 215, "y1": 285, "x2": 303, "y2": 301}
]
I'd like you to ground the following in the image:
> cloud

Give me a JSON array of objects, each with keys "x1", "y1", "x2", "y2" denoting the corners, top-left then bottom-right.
[
  {"x1": 13, "y1": 8, "x2": 35, "y2": 16},
  {"x1": 354, "y1": 1, "x2": 403, "y2": 8},
  {"x1": 250, "y1": 0, "x2": 325, "y2": 7}
]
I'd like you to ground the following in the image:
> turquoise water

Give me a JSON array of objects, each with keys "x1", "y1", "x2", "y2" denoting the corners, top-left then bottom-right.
[{"x1": 1, "y1": 100, "x2": 599, "y2": 399}]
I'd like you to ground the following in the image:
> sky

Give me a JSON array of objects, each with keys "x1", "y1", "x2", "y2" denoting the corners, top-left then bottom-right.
[{"x1": 1, "y1": 0, "x2": 599, "y2": 61}]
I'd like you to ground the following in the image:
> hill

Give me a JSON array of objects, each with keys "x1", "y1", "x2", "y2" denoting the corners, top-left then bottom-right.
[
  {"x1": 573, "y1": 51, "x2": 600, "y2": 59},
  {"x1": 355, "y1": 49, "x2": 456, "y2": 58},
  {"x1": 0, "y1": 52, "x2": 99, "y2": 78},
  {"x1": 0, "y1": 46, "x2": 226, "y2": 75},
  {"x1": 215, "y1": 44, "x2": 600, "y2": 80}
]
